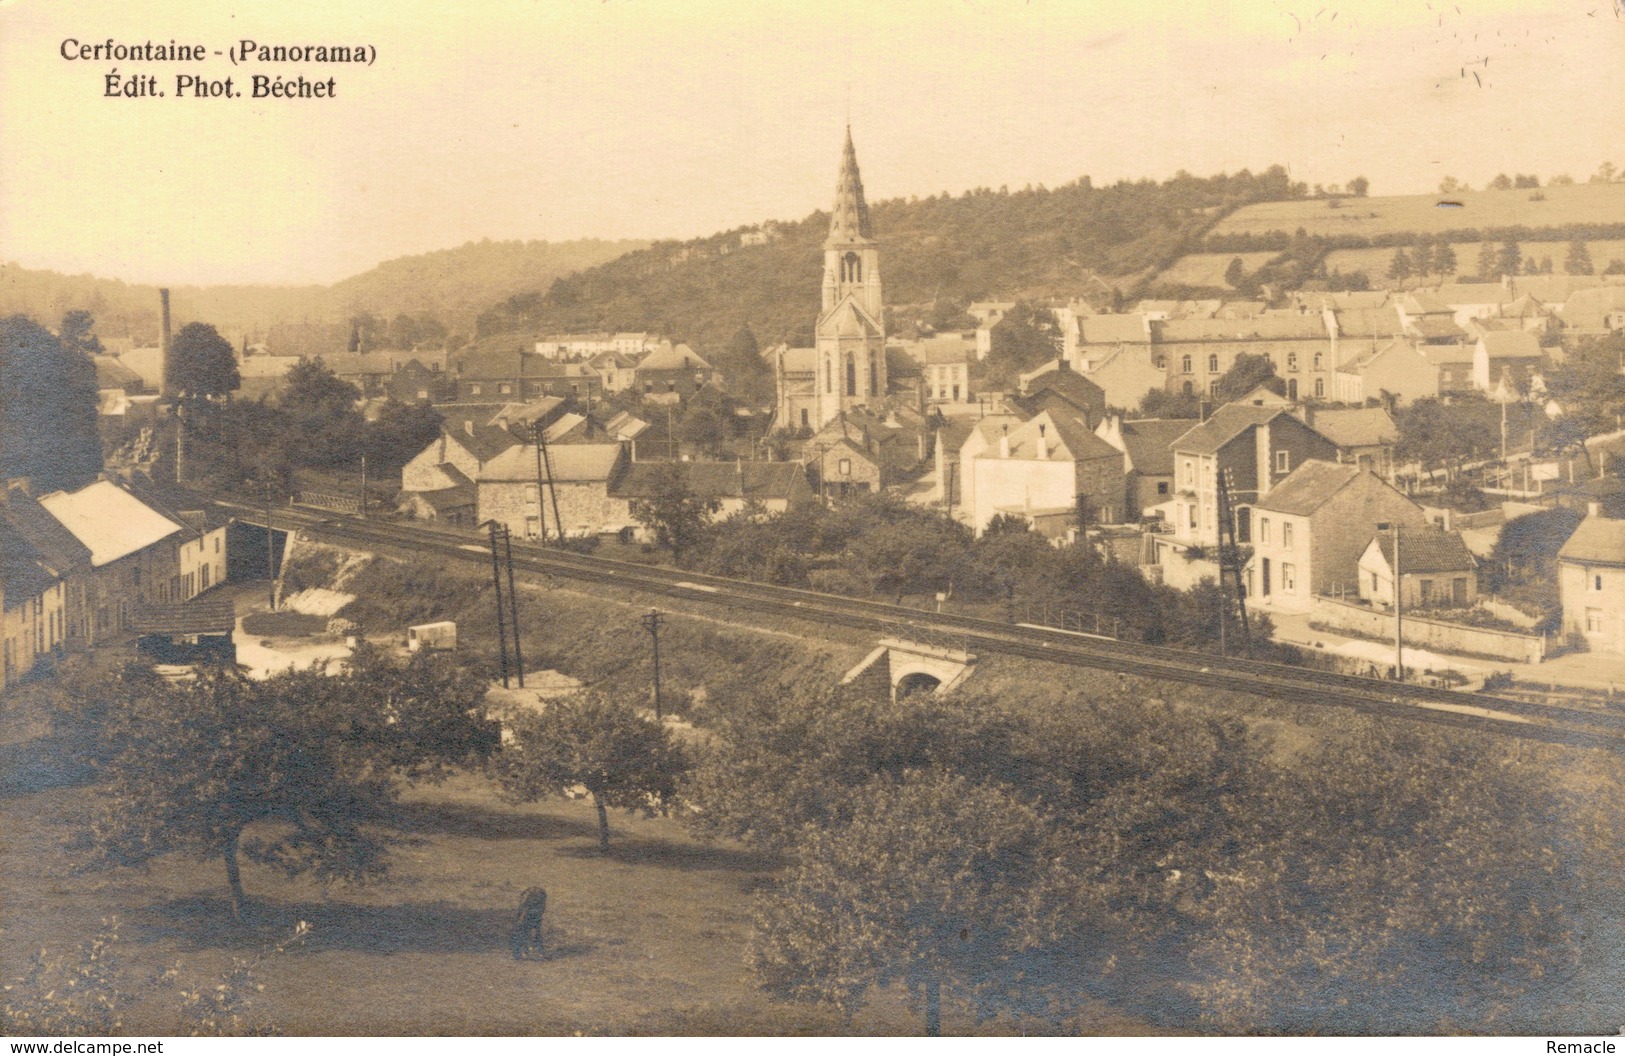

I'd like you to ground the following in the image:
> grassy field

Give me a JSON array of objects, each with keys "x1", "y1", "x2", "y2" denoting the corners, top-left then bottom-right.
[
  {"x1": 1209, "y1": 183, "x2": 1625, "y2": 241},
  {"x1": 1156, "y1": 252, "x2": 1279, "y2": 288},
  {"x1": 1322, "y1": 239, "x2": 1625, "y2": 282}
]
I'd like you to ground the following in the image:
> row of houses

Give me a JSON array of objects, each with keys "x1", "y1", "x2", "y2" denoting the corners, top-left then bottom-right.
[{"x1": 0, "y1": 476, "x2": 230, "y2": 691}]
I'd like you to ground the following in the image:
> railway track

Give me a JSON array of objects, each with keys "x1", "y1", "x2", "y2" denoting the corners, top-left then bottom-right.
[{"x1": 216, "y1": 496, "x2": 1625, "y2": 750}]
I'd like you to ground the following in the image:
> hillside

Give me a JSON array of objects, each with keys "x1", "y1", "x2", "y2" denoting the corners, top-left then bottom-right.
[
  {"x1": 0, "y1": 238, "x2": 644, "y2": 344},
  {"x1": 472, "y1": 168, "x2": 1310, "y2": 364},
  {"x1": 1208, "y1": 183, "x2": 1625, "y2": 243}
]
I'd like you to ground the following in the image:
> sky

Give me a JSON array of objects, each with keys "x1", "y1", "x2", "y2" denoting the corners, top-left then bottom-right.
[{"x1": 2, "y1": 0, "x2": 1622, "y2": 287}]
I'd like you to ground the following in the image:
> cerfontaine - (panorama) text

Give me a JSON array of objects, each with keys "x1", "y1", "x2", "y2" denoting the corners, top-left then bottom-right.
[{"x1": 59, "y1": 38, "x2": 374, "y2": 101}]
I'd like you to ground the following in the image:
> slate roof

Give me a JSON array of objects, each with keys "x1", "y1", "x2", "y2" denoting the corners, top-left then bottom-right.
[
  {"x1": 1078, "y1": 314, "x2": 1152, "y2": 345},
  {"x1": 1295, "y1": 290, "x2": 1391, "y2": 311},
  {"x1": 444, "y1": 423, "x2": 522, "y2": 463},
  {"x1": 1370, "y1": 528, "x2": 1478, "y2": 574},
  {"x1": 1172, "y1": 405, "x2": 1289, "y2": 455},
  {"x1": 1406, "y1": 316, "x2": 1466, "y2": 341},
  {"x1": 129, "y1": 596, "x2": 237, "y2": 636},
  {"x1": 609, "y1": 461, "x2": 809, "y2": 502},
  {"x1": 915, "y1": 337, "x2": 975, "y2": 365},
  {"x1": 1558, "y1": 515, "x2": 1625, "y2": 567},
  {"x1": 1480, "y1": 330, "x2": 1542, "y2": 359},
  {"x1": 1253, "y1": 460, "x2": 1365, "y2": 516},
  {"x1": 1118, "y1": 419, "x2": 1196, "y2": 476},
  {"x1": 407, "y1": 482, "x2": 476, "y2": 513},
  {"x1": 37, "y1": 480, "x2": 183, "y2": 567},
  {"x1": 777, "y1": 346, "x2": 818, "y2": 374},
  {"x1": 1160, "y1": 315, "x2": 1328, "y2": 342},
  {"x1": 1310, "y1": 407, "x2": 1398, "y2": 450},
  {"x1": 637, "y1": 342, "x2": 712, "y2": 372},
  {"x1": 477, "y1": 444, "x2": 624, "y2": 483},
  {"x1": 1331, "y1": 307, "x2": 1406, "y2": 339},
  {"x1": 994, "y1": 410, "x2": 1119, "y2": 463},
  {"x1": 93, "y1": 355, "x2": 143, "y2": 390},
  {"x1": 1559, "y1": 287, "x2": 1625, "y2": 330}
]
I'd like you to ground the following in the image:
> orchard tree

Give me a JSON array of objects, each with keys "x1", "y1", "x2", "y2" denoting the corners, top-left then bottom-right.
[
  {"x1": 81, "y1": 650, "x2": 496, "y2": 921},
  {"x1": 167, "y1": 322, "x2": 240, "y2": 400},
  {"x1": 749, "y1": 770, "x2": 1083, "y2": 1035},
  {"x1": 630, "y1": 461, "x2": 720, "y2": 566},
  {"x1": 1565, "y1": 240, "x2": 1594, "y2": 276},
  {"x1": 0, "y1": 314, "x2": 102, "y2": 491},
  {"x1": 1347, "y1": 175, "x2": 1370, "y2": 197},
  {"x1": 493, "y1": 692, "x2": 686, "y2": 852}
]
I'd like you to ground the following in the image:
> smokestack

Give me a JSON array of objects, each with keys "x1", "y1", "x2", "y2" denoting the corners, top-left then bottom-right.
[{"x1": 159, "y1": 288, "x2": 172, "y2": 398}]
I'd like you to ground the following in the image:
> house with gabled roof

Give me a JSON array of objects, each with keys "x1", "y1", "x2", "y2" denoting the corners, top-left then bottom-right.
[
  {"x1": 0, "y1": 484, "x2": 90, "y2": 689},
  {"x1": 1472, "y1": 329, "x2": 1545, "y2": 395},
  {"x1": 1358, "y1": 526, "x2": 1479, "y2": 610},
  {"x1": 1557, "y1": 507, "x2": 1625, "y2": 654},
  {"x1": 1165, "y1": 404, "x2": 1340, "y2": 552},
  {"x1": 635, "y1": 341, "x2": 716, "y2": 403},
  {"x1": 1304, "y1": 406, "x2": 1399, "y2": 477},
  {"x1": 968, "y1": 409, "x2": 1125, "y2": 537},
  {"x1": 1013, "y1": 359, "x2": 1107, "y2": 427},
  {"x1": 1332, "y1": 337, "x2": 1442, "y2": 405},
  {"x1": 611, "y1": 461, "x2": 812, "y2": 520},
  {"x1": 476, "y1": 443, "x2": 628, "y2": 541},
  {"x1": 1246, "y1": 460, "x2": 1430, "y2": 612},
  {"x1": 1095, "y1": 415, "x2": 1196, "y2": 520}
]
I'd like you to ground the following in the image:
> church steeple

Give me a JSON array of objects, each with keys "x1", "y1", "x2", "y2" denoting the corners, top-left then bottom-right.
[{"x1": 826, "y1": 125, "x2": 873, "y2": 246}]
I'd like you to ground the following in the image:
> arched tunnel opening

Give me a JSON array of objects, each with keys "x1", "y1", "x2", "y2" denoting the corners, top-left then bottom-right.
[{"x1": 895, "y1": 672, "x2": 943, "y2": 698}]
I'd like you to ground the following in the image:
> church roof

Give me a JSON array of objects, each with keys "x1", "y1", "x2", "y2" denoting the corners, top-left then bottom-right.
[
  {"x1": 825, "y1": 126, "x2": 873, "y2": 246},
  {"x1": 818, "y1": 298, "x2": 882, "y2": 339}
]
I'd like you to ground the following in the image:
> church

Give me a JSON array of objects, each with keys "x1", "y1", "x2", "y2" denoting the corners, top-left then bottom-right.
[{"x1": 771, "y1": 127, "x2": 889, "y2": 433}]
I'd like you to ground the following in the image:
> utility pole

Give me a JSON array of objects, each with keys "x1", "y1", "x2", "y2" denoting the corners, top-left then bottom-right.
[
  {"x1": 640, "y1": 609, "x2": 666, "y2": 719},
  {"x1": 533, "y1": 422, "x2": 565, "y2": 545},
  {"x1": 489, "y1": 522, "x2": 512, "y2": 688},
  {"x1": 530, "y1": 432, "x2": 551, "y2": 545},
  {"x1": 359, "y1": 455, "x2": 368, "y2": 518},
  {"x1": 263, "y1": 476, "x2": 276, "y2": 611},
  {"x1": 1215, "y1": 468, "x2": 1252, "y2": 654},
  {"x1": 504, "y1": 526, "x2": 524, "y2": 688},
  {"x1": 1379, "y1": 521, "x2": 1403, "y2": 681}
]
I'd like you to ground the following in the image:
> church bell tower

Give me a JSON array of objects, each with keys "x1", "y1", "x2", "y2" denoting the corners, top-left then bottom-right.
[{"x1": 814, "y1": 127, "x2": 887, "y2": 427}]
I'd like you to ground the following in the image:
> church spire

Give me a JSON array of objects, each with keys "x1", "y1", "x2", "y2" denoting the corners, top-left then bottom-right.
[{"x1": 826, "y1": 125, "x2": 872, "y2": 246}]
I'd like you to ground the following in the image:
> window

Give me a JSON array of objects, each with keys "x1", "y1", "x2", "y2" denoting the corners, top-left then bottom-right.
[
  {"x1": 952, "y1": 384, "x2": 961, "y2": 401},
  {"x1": 498, "y1": 382, "x2": 513, "y2": 395},
  {"x1": 1419, "y1": 578, "x2": 1434, "y2": 603},
  {"x1": 846, "y1": 355, "x2": 857, "y2": 397},
  {"x1": 825, "y1": 357, "x2": 832, "y2": 394},
  {"x1": 1259, "y1": 517, "x2": 1271, "y2": 543},
  {"x1": 838, "y1": 458, "x2": 852, "y2": 476},
  {"x1": 1157, "y1": 481, "x2": 1169, "y2": 495},
  {"x1": 1281, "y1": 563, "x2": 1297, "y2": 592},
  {"x1": 1182, "y1": 381, "x2": 1194, "y2": 395},
  {"x1": 842, "y1": 251, "x2": 863, "y2": 283},
  {"x1": 1287, "y1": 378, "x2": 1298, "y2": 400},
  {"x1": 525, "y1": 484, "x2": 539, "y2": 503},
  {"x1": 1314, "y1": 378, "x2": 1325, "y2": 398},
  {"x1": 800, "y1": 409, "x2": 810, "y2": 429},
  {"x1": 201, "y1": 565, "x2": 210, "y2": 590},
  {"x1": 1208, "y1": 354, "x2": 1219, "y2": 373},
  {"x1": 1282, "y1": 522, "x2": 1294, "y2": 549},
  {"x1": 470, "y1": 383, "x2": 482, "y2": 395},
  {"x1": 1313, "y1": 352, "x2": 1323, "y2": 369},
  {"x1": 1287, "y1": 353, "x2": 1298, "y2": 370},
  {"x1": 1182, "y1": 460, "x2": 1194, "y2": 485},
  {"x1": 1181, "y1": 355, "x2": 1193, "y2": 374},
  {"x1": 1586, "y1": 608, "x2": 1604, "y2": 633},
  {"x1": 1209, "y1": 380, "x2": 1221, "y2": 396},
  {"x1": 524, "y1": 516, "x2": 541, "y2": 541},
  {"x1": 1275, "y1": 450, "x2": 1290, "y2": 474},
  {"x1": 1595, "y1": 574, "x2": 1605, "y2": 592},
  {"x1": 1188, "y1": 504, "x2": 1197, "y2": 528},
  {"x1": 869, "y1": 352, "x2": 879, "y2": 395}
]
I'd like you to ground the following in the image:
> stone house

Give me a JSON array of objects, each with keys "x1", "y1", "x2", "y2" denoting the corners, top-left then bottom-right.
[
  {"x1": 634, "y1": 342, "x2": 716, "y2": 403},
  {"x1": 1094, "y1": 415, "x2": 1194, "y2": 520},
  {"x1": 1557, "y1": 507, "x2": 1625, "y2": 654},
  {"x1": 477, "y1": 444, "x2": 628, "y2": 542},
  {"x1": 1357, "y1": 526, "x2": 1479, "y2": 609},
  {"x1": 968, "y1": 410, "x2": 1125, "y2": 536},
  {"x1": 1247, "y1": 461, "x2": 1431, "y2": 612}
]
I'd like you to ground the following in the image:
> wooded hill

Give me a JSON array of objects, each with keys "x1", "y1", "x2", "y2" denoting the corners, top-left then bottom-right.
[
  {"x1": 473, "y1": 167, "x2": 1313, "y2": 360},
  {"x1": 0, "y1": 237, "x2": 644, "y2": 344}
]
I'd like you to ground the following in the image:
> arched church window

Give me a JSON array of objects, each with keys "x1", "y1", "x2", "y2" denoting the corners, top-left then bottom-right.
[
  {"x1": 843, "y1": 252, "x2": 862, "y2": 284},
  {"x1": 869, "y1": 352, "x2": 878, "y2": 395},
  {"x1": 825, "y1": 357, "x2": 832, "y2": 394},
  {"x1": 846, "y1": 354, "x2": 857, "y2": 396}
]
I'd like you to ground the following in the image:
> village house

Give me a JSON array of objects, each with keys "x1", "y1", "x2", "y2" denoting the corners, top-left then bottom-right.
[
  {"x1": 1357, "y1": 526, "x2": 1479, "y2": 610},
  {"x1": 1246, "y1": 460, "x2": 1431, "y2": 612},
  {"x1": 1557, "y1": 506, "x2": 1625, "y2": 654},
  {"x1": 1304, "y1": 406, "x2": 1399, "y2": 478},
  {"x1": 610, "y1": 461, "x2": 813, "y2": 522},
  {"x1": 1164, "y1": 404, "x2": 1341, "y2": 553},
  {"x1": 967, "y1": 409, "x2": 1125, "y2": 537},
  {"x1": 385, "y1": 359, "x2": 455, "y2": 404},
  {"x1": 1012, "y1": 360, "x2": 1108, "y2": 428},
  {"x1": 0, "y1": 487, "x2": 87, "y2": 691},
  {"x1": 476, "y1": 443, "x2": 628, "y2": 541},
  {"x1": 634, "y1": 341, "x2": 716, "y2": 403},
  {"x1": 398, "y1": 421, "x2": 523, "y2": 524},
  {"x1": 588, "y1": 350, "x2": 640, "y2": 395},
  {"x1": 1094, "y1": 415, "x2": 1194, "y2": 521},
  {"x1": 1472, "y1": 329, "x2": 1545, "y2": 395},
  {"x1": 917, "y1": 339, "x2": 974, "y2": 406},
  {"x1": 1331, "y1": 338, "x2": 1443, "y2": 405}
]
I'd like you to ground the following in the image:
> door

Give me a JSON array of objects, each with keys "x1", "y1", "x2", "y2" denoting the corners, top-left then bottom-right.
[{"x1": 1261, "y1": 558, "x2": 1271, "y2": 597}]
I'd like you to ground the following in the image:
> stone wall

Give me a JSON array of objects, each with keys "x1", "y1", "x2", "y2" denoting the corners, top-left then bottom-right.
[{"x1": 1312, "y1": 594, "x2": 1544, "y2": 663}]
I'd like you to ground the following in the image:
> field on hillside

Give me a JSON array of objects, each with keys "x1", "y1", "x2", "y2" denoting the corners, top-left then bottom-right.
[
  {"x1": 1209, "y1": 183, "x2": 1625, "y2": 241},
  {"x1": 1323, "y1": 239, "x2": 1625, "y2": 282},
  {"x1": 1156, "y1": 252, "x2": 1279, "y2": 288}
]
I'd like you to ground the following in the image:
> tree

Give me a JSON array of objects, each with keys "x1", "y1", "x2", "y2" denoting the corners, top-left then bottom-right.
[
  {"x1": 280, "y1": 357, "x2": 365, "y2": 467},
  {"x1": 1476, "y1": 241, "x2": 1498, "y2": 281},
  {"x1": 1549, "y1": 173, "x2": 1575, "y2": 186},
  {"x1": 1223, "y1": 256, "x2": 1248, "y2": 289},
  {"x1": 749, "y1": 770, "x2": 1082, "y2": 1035},
  {"x1": 629, "y1": 461, "x2": 719, "y2": 566},
  {"x1": 1496, "y1": 239, "x2": 1523, "y2": 279},
  {"x1": 1565, "y1": 240, "x2": 1594, "y2": 276},
  {"x1": 167, "y1": 322, "x2": 240, "y2": 400},
  {"x1": 1212, "y1": 352, "x2": 1281, "y2": 404},
  {"x1": 363, "y1": 399, "x2": 443, "y2": 475},
  {"x1": 1489, "y1": 173, "x2": 1513, "y2": 191},
  {"x1": 1434, "y1": 241, "x2": 1458, "y2": 278},
  {"x1": 981, "y1": 301, "x2": 1061, "y2": 389},
  {"x1": 1347, "y1": 175, "x2": 1369, "y2": 197},
  {"x1": 1386, "y1": 248, "x2": 1413, "y2": 283},
  {"x1": 1591, "y1": 161, "x2": 1617, "y2": 185},
  {"x1": 1513, "y1": 173, "x2": 1540, "y2": 188},
  {"x1": 493, "y1": 692, "x2": 686, "y2": 852},
  {"x1": 1438, "y1": 176, "x2": 1463, "y2": 194},
  {"x1": 0, "y1": 314, "x2": 103, "y2": 491},
  {"x1": 80, "y1": 650, "x2": 496, "y2": 920},
  {"x1": 1411, "y1": 238, "x2": 1434, "y2": 279},
  {"x1": 59, "y1": 309, "x2": 103, "y2": 357}
]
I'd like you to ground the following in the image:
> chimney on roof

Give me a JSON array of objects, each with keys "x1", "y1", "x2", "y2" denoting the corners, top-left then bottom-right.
[
  {"x1": 1037, "y1": 423, "x2": 1049, "y2": 460},
  {"x1": 1588, "y1": 500, "x2": 1602, "y2": 518},
  {"x1": 1199, "y1": 400, "x2": 1212, "y2": 422},
  {"x1": 999, "y1": 424, "x2": 1010, "y2": 458},
  {"x1": 464, "y1": 419, "x2": 474, "y2": 436}
]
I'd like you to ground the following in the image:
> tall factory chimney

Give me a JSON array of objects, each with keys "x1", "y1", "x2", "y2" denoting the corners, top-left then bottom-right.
[{"x1": 158, "y1": 288, "x2": 173, "y2": 398}]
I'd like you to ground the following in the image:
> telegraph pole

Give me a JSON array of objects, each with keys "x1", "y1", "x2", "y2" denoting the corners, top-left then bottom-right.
[
  {"x1": 504, "y1": 526, "x2": 524, "y2": 688},
  {"x1": 640, "y1": 609, "x2": 666, "y2": 719},
  {"x1": 489, "y1": 522, "x2": 512, "y2": 688},
  {"x1": 263, "y1": 477, "x2": 276, "y2": 611},
  {"x1": 359, "y1": 455, "x2": 368, "y2": 518}
]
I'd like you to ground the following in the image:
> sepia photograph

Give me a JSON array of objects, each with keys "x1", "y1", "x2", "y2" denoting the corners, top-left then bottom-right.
[{"x1": 2, "y1": 0, "x2": 1624, "y2": 1041}]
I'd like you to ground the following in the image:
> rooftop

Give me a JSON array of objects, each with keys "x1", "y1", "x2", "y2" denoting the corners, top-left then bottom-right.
[
  {"x1": 1370, "y1": 528, "x2": 1477, "y2": 574},
  {"x1": 1558, "y1": 514, "x2": 1625, "y2": 567},
  {"x1": 36, "y1": 480, "x2": 183, "y2": 567}
]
